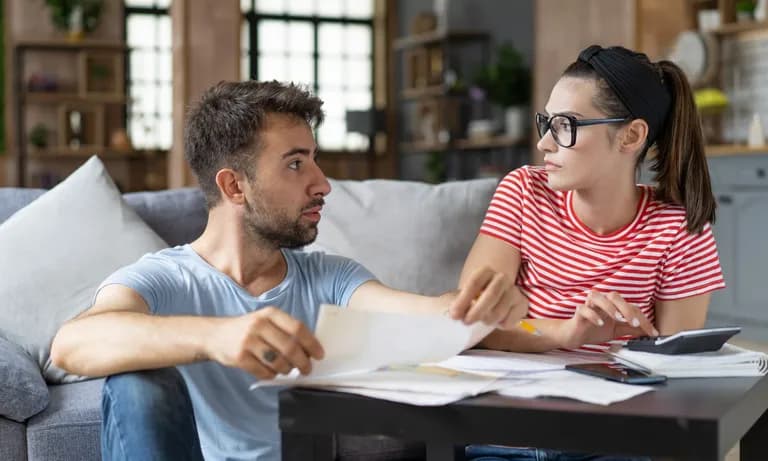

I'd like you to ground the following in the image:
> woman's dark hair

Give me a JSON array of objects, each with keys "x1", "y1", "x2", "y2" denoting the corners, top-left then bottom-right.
[
  {"x1": 562, "y1": 55, "x2": 716, "y2": 233},
  {"x1": 184, "y1": 80, "x2": 324, "y2": 209}
]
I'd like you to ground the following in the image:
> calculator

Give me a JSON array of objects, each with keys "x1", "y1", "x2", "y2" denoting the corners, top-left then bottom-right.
[{"x1": 625, "y1": 327, "x2": 741, "y2": 355}]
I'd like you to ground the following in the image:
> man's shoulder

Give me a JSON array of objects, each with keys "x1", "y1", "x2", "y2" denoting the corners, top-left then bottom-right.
[{"x1": 286, "y1": 249, "x2": 356, "y2": 269}]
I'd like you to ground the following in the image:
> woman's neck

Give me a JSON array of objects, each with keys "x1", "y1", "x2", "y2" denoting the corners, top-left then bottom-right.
[{"x1": 571, "y1": 179, "x2": 642, "y2": 236}]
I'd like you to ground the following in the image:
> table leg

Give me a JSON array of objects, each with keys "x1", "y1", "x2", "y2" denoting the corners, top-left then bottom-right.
[
  {"x1": 742, "y1": 408, "x2": 768, "y2": 461},
  {"x1": 426, "y1": 441, "x2": 463, "y2": 461},
  {"x1": 281, "y1": 432, "x2": 334, "y2": 461}
]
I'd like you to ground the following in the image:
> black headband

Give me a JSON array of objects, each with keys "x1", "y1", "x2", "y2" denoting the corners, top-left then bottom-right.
[{"x1": 578, "y1": 45, "x2": 671, "y2": 145}]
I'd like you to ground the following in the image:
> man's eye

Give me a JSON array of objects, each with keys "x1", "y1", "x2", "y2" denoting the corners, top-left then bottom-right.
[{"x1": 288, "y1": 160, "x2": 301, "y2": 170}]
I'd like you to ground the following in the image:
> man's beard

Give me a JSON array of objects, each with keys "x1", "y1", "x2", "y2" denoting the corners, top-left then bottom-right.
[{"x1": 243, "y1": 195, "x2": 323, "y2": 249}]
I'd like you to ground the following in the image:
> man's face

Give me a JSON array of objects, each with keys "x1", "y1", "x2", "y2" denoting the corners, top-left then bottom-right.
[{"x1": 242, "y1": 113, "x2": 331, "y2": 249}]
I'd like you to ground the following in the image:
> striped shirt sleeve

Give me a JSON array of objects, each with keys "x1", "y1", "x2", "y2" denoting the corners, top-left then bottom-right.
[
  {"x1": 479, "y1": 168, "x2": 527, "y2": 249},
  {"x1": 656, "y1": 222, "x2": 726, "y2": 300}
]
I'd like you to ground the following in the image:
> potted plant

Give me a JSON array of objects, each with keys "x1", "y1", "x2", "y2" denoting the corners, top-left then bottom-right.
[
  {"x1": 474, "y1": 42, "x2": 531, "y2": 139},
  {"x1": 28, "y1": 123, "x2": 50, "y2": 149},
  {"x1": 44, "y1": 0, "x2": 104, "y2": 40},
  {"x1": 736, "y1": 0, "x2": 756, "y2": 22}
]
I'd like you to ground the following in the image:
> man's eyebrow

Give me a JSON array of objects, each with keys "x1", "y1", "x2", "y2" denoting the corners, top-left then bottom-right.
[{"x1": 281, "y1": 147, "x2": 316, "y2": 158}]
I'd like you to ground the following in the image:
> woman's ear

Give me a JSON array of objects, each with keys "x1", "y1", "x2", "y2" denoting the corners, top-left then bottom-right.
[
  {"x1": 215, "y1": 169, "x2": 248, "y2": 205},
  {"x1": 619, "y1": 119, "x2": 649, "y2": 155}
]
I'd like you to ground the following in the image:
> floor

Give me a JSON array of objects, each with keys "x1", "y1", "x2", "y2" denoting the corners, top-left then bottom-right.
[{"x1": 722, "y1": 338, "x2": 768, "y2": 461}]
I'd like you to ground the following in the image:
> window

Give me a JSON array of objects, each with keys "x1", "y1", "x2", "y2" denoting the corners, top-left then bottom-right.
[
  {"x1": 125, "y1": 0, "x2": 172, "y2": 150},
  {"x1": 241, "y1": 0, "x2": 374, "y2": 151}
]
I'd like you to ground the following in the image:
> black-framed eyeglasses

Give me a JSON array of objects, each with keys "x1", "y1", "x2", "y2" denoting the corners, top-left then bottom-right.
[{"x1": 535, "y1": 112, "x2": 630, "y2": 148}]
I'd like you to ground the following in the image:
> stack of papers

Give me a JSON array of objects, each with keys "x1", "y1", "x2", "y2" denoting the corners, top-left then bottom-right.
[
  {"x1": 612, "y1": 344, "x2": 768, "y2": 378},
  {"x1": 251, "y1": 305, "x2": 655, "y2": 406}
]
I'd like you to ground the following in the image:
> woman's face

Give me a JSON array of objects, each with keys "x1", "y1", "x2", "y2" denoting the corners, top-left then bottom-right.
[{"x1": 537, "y1": 77, "x2": 629, "y2": 192}]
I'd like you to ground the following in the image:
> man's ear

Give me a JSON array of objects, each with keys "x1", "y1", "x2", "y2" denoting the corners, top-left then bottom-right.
[
  {"x1": 619, "y1": 119, "x2": 649, "y2": 155},
  {"x1": 215, "y1": 169, "x2": 248, "y2": 205}
]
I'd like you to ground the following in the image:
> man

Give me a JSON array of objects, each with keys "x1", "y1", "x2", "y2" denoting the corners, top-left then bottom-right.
[{"x1": 51, "y1": 80, "x2": 525, "y2": 461}]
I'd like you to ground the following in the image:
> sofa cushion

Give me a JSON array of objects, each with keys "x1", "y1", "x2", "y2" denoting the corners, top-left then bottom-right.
[
  {"x1": 0, "y1": 188, "x2": 45, "y2": 222},
  {"x1": 0, "y1": 336, "x2": 49, "y2": 422},
  {"x1": 124, "y1": 188, "x2": 207, "y2": 246},
  {"x1": 307, "y1": 178, "x2": 498, "y2": 295},
  {"x1": 0, "y1": 417, "x2": 26, "y2": 461},
  {"x1": 26, "y1": 379, "x2": 103, "y2": 461},
  {"x1": 0, "y1": 156, "x2": 168, "y2": 383}
]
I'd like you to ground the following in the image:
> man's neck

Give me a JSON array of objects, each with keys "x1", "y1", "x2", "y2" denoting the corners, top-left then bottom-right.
[{"x1": 190, "y1": 215, "x2": 287, "y2": 297}]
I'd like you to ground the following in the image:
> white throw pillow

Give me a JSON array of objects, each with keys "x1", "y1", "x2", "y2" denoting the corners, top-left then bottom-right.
[
  {"x1": 0, "y1": 156, "x2": 168, "y2": 383},
  {"x1": 307, "y1": 178, "x2": 498, "y2": 296}
]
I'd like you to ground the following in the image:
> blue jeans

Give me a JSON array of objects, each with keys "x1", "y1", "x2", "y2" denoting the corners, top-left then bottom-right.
[
  {"x1": 101, "y1": 368, "x2": 205, "y2": 461},
  {"x1": 465, "y1": 445, "x2": 652, "y2": 461}
]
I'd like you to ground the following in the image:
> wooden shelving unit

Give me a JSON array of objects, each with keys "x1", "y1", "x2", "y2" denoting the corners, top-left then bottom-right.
[
  {"x1": 10, "y1": 38, "x2": 162, "y2": 190},
  {"x1": 393, "y1": 30, "x2": 489, "y2": 50},
  {"x1": 712, "y1": 20, "x2": 768, "y2": 35}
]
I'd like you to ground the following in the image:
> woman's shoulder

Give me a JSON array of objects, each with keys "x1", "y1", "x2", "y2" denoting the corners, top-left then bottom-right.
[
  {"x1": 640, "y1": 185, "x2": 689, "y2": 228},
  {"x1": 500, "y1": 165, "x2": 549, "y2": 188}
]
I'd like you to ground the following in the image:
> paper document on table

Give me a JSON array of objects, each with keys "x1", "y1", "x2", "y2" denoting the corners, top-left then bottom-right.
[
  {"x1": 494, "y1": 370, "x2": 655, "y2": 406},
  {"x1": 612, "y1": 343, "x2": 768, "y2": 378},
  {"x1": 433, "y1": 349, "x2": 607, "y2": 375},
  {"x1": 303, "y1": 304, "x2": 494, "y2": 378}
]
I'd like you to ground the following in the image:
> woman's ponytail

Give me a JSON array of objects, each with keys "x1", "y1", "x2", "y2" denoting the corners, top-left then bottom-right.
[{"x1": 651, "y1": 60, "x2": 716, "y2": 233}]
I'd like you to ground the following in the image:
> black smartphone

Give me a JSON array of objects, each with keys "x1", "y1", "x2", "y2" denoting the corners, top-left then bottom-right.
[{"x1": 565, "y1": 362, "x2": 667, "y2": 385}]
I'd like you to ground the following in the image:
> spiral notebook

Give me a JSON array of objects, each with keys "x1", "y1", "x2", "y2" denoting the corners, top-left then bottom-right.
[{"x1": 611, "y1": 344, "x2": 768, "y2": 378}]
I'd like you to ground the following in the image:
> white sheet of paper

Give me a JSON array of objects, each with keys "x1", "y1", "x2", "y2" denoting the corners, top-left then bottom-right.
[
  {"x1": 432, "y1": 349, "x2": 607, "y2": 374},
  {"x1": 493, "y1": 370, "x2": 654, "y2": 406},
  {"x1": 305, "y1": 304, "x2": 493, "y2": 378}
]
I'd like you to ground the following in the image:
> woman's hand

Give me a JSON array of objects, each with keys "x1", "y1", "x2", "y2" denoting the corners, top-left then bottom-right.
[{"x1": 557, "y1": 290, "x2": 659, "y2": 349}]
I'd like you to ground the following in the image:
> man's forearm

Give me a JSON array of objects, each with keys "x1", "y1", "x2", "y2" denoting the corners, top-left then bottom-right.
[{"x1": 51, "y1": 312, "x2": 218, "y2": 377}]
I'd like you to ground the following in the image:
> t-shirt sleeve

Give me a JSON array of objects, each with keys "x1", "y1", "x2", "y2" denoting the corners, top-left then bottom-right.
[
  {"x1": 316, "y1": 254, "x2": 376, "y2": 307},
  {"x1": 479, "y1": 167, "x2": 527, "y2": 249},
  {"x1": 94, "y1": 254, "x2": 181, "y2": 315},
  {"x1": 656, "y1": 222, "x2": 726, "y2": 301}
]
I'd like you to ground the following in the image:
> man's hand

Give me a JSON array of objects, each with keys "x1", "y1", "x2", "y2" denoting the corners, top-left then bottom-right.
[
  {"x1": 205, "y1": 307, "x2": 324, "y2": 380},
  {"x1": 448, "y1": 267, "x2": 527, "y2": 328},
  {"x1": 557, "y1": 290, "x2": 659, "y2": 349}
]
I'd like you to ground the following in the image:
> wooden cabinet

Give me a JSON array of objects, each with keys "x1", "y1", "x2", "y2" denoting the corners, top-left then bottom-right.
[
  {"x1": 706, "y1": 154, "x2": 768, "y2": 341},
  {"x1": 12, "y1": 39, "x2": 165, "y2": 191}
]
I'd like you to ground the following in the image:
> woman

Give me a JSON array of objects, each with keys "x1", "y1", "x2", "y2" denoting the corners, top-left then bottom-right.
[{"x1": 460, "y1": 45, "x2": 725, "y2": 460}]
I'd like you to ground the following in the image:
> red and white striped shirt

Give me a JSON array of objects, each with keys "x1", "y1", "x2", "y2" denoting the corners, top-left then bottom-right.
[{"x1": 480, "y1": 166, "x2": 725, "y2": 350}]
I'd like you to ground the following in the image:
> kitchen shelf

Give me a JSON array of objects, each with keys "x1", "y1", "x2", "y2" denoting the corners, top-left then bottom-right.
[
  {"x1": 705, "y1": 144, "x2": 768, "y2": 156},
  {"x1": 712, "y1": 20, "x2": 768, "y2": 35}
]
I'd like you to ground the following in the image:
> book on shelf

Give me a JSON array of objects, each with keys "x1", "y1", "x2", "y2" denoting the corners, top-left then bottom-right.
[{"x1": 611, "y1": 344, "x2": 768, "y2": 378}]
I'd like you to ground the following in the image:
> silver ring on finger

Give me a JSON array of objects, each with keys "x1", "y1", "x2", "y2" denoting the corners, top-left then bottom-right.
[{"x1": 262, "y1": 349, "x2": 278, "y2": 363}]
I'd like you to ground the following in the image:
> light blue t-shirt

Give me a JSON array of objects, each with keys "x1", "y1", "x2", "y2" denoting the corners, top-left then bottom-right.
[{"x1": 99, "y1": 244, "x2": 375, "y2": 461}]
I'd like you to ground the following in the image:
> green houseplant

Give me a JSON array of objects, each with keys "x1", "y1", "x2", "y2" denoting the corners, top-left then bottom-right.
[
  {"x1": 474, "y1": 42, "x2": 531, "y2": 139},
  {"x1": 44, "y1": 0, "x2": 104, "y2": 38}
]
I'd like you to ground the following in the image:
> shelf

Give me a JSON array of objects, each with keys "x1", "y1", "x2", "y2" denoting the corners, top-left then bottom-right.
[
  {"x1": 402, "y1": 135, "x2": 528, "y2": 153},
  {"x1": 393, "y1": 30, "x2": 489, "y2": 50},
  {"x1": 14, "y1": 39, "x2": 127, "y2": 51},
  {"x1": 22, "y1": 92, "x2": 128, "y2": 104},
  {"x1": 711, "y1": 20, "x2": 768, "y2": 35},
  {"x1": 706, "y1": 144, "x2": 768, "y2": 156},
  {"x1": 27, "y1": 147, "x2": 164, "y2": 160},
  {"x1": 400, "y1": 85, "x2": 465, "y2": 100}
]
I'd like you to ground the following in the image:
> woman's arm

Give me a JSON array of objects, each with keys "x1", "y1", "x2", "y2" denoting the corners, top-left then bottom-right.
[{"x1": 653, "y1": 293, "x2": 710, "y2": 335}]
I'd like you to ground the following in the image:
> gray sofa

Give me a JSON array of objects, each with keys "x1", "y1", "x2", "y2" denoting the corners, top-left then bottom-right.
[{"x1": 0, "y1": 176, "x2": 497, "y2": 460}]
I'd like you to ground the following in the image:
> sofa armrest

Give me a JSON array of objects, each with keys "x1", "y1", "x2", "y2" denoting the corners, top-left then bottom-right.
[{"x1": 0, "y1": 335, "x2": 49, "y2": 422}]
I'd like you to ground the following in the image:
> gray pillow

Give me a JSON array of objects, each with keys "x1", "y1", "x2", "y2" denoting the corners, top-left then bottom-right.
[
  {"x1": 0, "y1": 156, "x2": 168, "y2": 383},
  {"x1": 0, "y1": 335, "x2": 49, "y2": 422}
]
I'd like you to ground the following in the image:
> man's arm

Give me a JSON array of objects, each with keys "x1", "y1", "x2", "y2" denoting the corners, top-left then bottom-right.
[{"x1": 51, "y1": 284, "x2": 324, "y2": 379}]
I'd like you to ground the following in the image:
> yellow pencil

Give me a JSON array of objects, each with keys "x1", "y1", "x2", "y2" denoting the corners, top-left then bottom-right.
[{"x1": 518, "y1": 319, "x2": 542, "y2": 336}]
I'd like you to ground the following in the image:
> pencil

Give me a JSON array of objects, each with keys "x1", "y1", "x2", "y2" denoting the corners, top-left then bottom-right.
[{"x1": 518, "y1": 319, "x2": 542, "y2": 336}]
